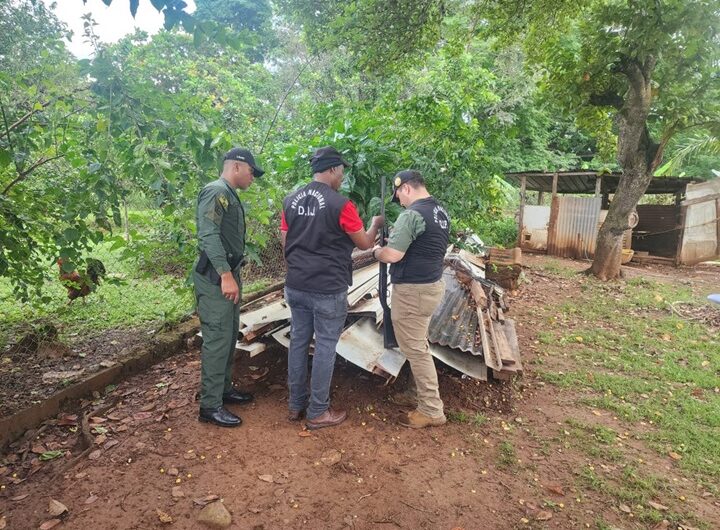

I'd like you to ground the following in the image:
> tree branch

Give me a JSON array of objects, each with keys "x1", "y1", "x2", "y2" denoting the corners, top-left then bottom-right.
[
  {"x1": 1, "y1": 154, "x2": 65, "y2": 196},
  {"x1": 259, "y1": 59, "x2": 310, "y2": 154}
]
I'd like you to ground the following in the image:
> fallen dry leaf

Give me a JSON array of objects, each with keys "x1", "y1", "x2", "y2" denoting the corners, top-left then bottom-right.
[
  {"x1": 31, "y1": 444, "x2": 47, "y2": 454},
  {"x1": 10, "y1": 494, "x2": 30, "y2": 501},
  {"x1": 543, "y1": 482, "x2": 565, "y2": 496},
  {"x1": 39, "y1": 519, "x2": 62, "y2": 530},
  {"x1": 258, "y1": 474, "x2": 274, "y2": 483},
  {"x1": 669, "y1": 451, "x2": 682, "y2": 461},
  {"x1": 104, "y1": 439, "x2": 119, "y2": 450},
  {"x1": 172, "y1": 486, "x2": 185, "y2": 500},
  {"x1": 47, "y1": 499, "x2": 68, "y2": 517},
  {"x1": 88, "y1": 417, "x2": 107, "y2": 424},
  {"x1": 297, "y1": 430, "x2": 312, "y2": 437},
  {"x1": 84, "y1": 495, "x2": 98, "y2": 505},
  {"x1": 648, "y1": 500, "x2": 668, "y2": 511},
  {"x1": 536, "y1": 510, "x2": 553, "y2": 521},
  {"x1": 140, "y1": 403, "x2": 156, "y2": 412},
  {"x1": 0, "y1": 516, "x2": 6, "y2": 529},
  {"x1": 132, "y1": 412, "x2": 153, "y2": 421},
  {"x1": 88, "y1": 449, "x2": 102, "y2": 460},
  {"x1": 57, "y1": 415, "x2": 78, "y2": 426},
  {"x1": 619, "y1": 503, "x2": 632, "y2": 514},
  {"x1": 167, "y1": 467, "x2": 179, "y2": 476},
  {"x1": 156, "y1": 508, "x2": 173, "y2": 524}
]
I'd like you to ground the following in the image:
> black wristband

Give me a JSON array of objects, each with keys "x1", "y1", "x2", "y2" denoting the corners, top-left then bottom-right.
[{"x1": 373, "y1": 248, "x2": 378, "y2": 260}]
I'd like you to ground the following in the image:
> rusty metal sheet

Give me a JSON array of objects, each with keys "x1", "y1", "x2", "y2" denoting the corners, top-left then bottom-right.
[
  {"x1": 428, "y1": 269, "x2": 480, "y2": 355},
  {"x1": 547, "y1": 196, "x2": 601, "y2": 259}
]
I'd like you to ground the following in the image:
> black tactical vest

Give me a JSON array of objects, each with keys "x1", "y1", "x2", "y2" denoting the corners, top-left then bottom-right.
[
  {"x1": 390, "y1": 197, "x2": 450, "y2": 284},
  {"x1": 283, "y1": 181, "x2": 356, "y2": 294}
]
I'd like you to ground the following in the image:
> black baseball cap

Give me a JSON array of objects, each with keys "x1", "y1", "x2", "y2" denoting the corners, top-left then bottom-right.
[
  {"x1": 310, "y1": 146, "x2": 350, "y2": 174},
  {"x1": 392, "y1": 170, "x2": 424, "y2": 203},
  {"x1": 224, "y1": 147, "x2": 265, "y2": 177}
]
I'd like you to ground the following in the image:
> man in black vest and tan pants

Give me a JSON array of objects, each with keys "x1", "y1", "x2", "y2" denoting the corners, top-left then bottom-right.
[
  {"x1": 373, "y1": 170, "x2": 450, "y2": 428},
  {"x1": 281, "y1": 146, "x2": 384, "y2": 430}
]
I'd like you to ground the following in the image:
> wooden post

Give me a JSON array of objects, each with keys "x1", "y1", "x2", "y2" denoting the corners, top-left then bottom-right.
[
  {"x1": 676, "y1": 204, "x2": 688, "y2": 265},
  {"x1": 716, "y1": 199, "x2": 720, "y2": 257},
  {"x1": 602, "y1": 193, "x2": 610, "y2": 210},
  {"x1": 595, "y1": 176, "x2": 602, "y2": 198},
  {"x1": 517, "y1": 176, "x2": 527, "y2": 247},
  {"x1": 538, "y1": 191, "x2": 544, "y2": 205},
  {"x1": 551, "y1": 172, "x2": 558, "y2": 199}
]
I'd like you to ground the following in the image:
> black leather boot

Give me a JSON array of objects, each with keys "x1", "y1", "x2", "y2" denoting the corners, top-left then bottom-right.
[
  {"x1": 222, "y1": 389, "x2": 254, "y2": 405},
  {"x1": 198, "y1": 406, "x2": 242, "y2": 427}
]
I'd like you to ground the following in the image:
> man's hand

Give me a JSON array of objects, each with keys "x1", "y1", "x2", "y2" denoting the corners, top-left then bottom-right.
[
  {"x1": 221, "y1": 272, "x2": 240, "y2": 304},
  {"x1": 371, "y1": 215, "x2": 385, "y2": 229}
]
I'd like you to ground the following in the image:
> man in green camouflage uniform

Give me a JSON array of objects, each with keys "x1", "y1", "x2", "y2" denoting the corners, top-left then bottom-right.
[{"x1": 194, "y1": 148, "x2": 264, "y2": 427}]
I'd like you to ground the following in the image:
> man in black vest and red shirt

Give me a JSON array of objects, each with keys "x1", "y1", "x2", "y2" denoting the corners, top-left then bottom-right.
[
  {"x1": 373, "y1": 170, "x2": 450, "y2": 428},
  {"x1": 280, "y1": 146, "x2": 384, "y2": 430}
]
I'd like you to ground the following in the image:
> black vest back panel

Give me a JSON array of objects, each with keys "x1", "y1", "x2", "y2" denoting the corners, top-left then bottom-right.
[
  {"x1": 283, "y1": 181, "x2": 356, "y2": 294},
  {"x1": 390, "y1": 197, "x2": 450, "y2": 284}
]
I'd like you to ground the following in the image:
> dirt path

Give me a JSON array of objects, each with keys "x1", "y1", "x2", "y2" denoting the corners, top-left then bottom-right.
[{"x1": 1, "y1": 256, "x2": 718, "y2": 530}]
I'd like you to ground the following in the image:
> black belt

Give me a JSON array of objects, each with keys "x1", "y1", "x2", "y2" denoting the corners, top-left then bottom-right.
[{"x1": 196, "y1": 250, "x2": 245, "y2": 285}]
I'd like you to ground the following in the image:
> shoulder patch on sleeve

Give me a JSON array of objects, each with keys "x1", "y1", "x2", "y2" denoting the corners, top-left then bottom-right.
[{"x1": 218, "y1": 195, "x2": 229, "y2": 211}]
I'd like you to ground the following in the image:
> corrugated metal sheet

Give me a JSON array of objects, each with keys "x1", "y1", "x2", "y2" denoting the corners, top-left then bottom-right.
[
  {"x1": 685, "y1": 178, "x2": 720, "y2": 201},
  {"x1": 680, "y1": 199, "x2": 719, "y2": 265},
  {"x1": 506, "y1": 171, "x2": 697, "y2": 195},
  {"x1": 547, "y1": 196, "x2": 602, "y2": 259},
  {"x1": 428, "y1": 269, "x2": 481, "y2": 355},
  {"x1": 520, "y1": 205, "x2": 550, "y2": 251}
]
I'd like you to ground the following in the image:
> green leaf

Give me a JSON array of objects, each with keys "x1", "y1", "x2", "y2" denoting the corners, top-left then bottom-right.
[{"x1": 40, "y1": 450, "x2": 64, "y2": 461}]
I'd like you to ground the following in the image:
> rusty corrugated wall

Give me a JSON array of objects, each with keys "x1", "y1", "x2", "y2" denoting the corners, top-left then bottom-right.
[{"x1": 547, "y1": 197, "x2": 602, "y2": 259}]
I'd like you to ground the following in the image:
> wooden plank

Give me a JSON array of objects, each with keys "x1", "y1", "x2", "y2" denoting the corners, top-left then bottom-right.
[
  {"x1": 680, "y1": 192, "x2": 720, "y2": 207},
  {"x1": 236, "y1": 341, "x2": 266, "y2": 357},
  {"x1": 483, "y1": 311, "x2": 503, "y2": 372},
  {"x1": 716, "y1": 198, "x2": 720, "y2": 257},
  {"x1": 517, "y1": 176, "x2": 527, "y2": 247},
  {"x1": 595, "y1": 176, "x2": 602, "y2": 198},
  {"x1": 551, "y1": 172, "x2": 558, "y2": 198},
  {"x1": 676, "y1": 204, "x2": 688, "y2": 265},
  {"x1": 491, "y1": 321, "x2": 516, "y2": 366}
]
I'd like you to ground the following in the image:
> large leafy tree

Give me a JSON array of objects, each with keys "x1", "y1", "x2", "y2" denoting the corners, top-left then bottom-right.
[
  {"x1": 0, "y1": 0, "x2": 121, "y2": 299},
  {"x1": 490, "y1": 0, "x2": 720, "y2": 279},
  {"x1": 279, "y1": 0, "x2": 720, "y2": 279}
]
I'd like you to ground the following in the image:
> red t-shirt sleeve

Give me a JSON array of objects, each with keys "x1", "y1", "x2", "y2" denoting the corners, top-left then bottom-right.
[
  {"x1": 339, "y1": 201, "x2": 364, "y2": 233},
  {"x1": 280, "y1": 210, "x2": 288, "y2": 231}
]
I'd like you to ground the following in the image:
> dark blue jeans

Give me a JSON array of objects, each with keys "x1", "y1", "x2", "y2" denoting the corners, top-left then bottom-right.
[{"x1": 284, "y1": 286, "x2": 348, "y2": 420}]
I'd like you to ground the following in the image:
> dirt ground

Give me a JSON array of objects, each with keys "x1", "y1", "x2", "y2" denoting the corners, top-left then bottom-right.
[{"x1": 1, "y1": 255, "x2": 718, "y2": 530}]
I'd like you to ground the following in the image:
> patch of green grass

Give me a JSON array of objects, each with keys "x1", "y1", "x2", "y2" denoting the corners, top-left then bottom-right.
[
  {"x1": 0, "y1": 239, "x2": 195, "y2": 349},
  {"x1": 447, "y1": 410, "x2": 470, "y2": 423},
  {"x1": 539, "y1": 259, "x2": 577, "y2": 279},
  {"x1": 536, "y1": 275, "x2": 720, "y2": 481},
  {"x1": 498, "y1": 440, "x2": 517, "y2": 468},
  {"x1": 472, "y1": 413, "x2": 487, "y2": 427}
]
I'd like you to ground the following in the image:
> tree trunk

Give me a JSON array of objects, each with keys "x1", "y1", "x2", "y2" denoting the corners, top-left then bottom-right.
[{"x1": 590, "y1": 58, "x2": 660, "y2": 280}]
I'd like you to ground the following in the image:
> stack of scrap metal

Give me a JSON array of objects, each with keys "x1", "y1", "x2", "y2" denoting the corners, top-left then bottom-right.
[{"x1": 203, "y1": 249, "x2": 522, "y2": 383}]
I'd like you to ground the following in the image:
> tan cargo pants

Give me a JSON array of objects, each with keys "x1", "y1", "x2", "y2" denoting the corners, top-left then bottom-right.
[{"x1": 390, "y1": 280, "x2": 445, "y2": 418}]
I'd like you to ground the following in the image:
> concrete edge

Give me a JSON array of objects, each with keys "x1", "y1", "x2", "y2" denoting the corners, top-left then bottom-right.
[{"x1": 0, "y1": 318, "x2": 200, "y2": 451}]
